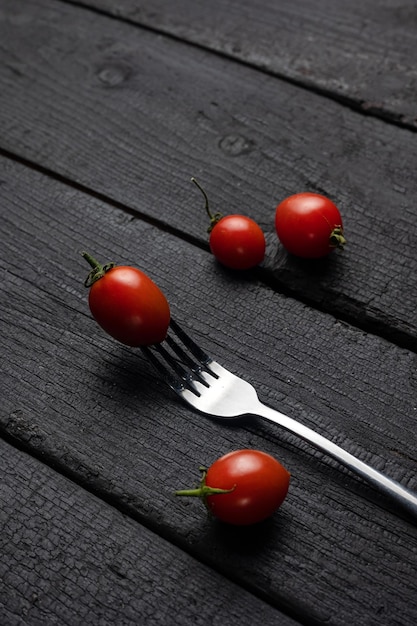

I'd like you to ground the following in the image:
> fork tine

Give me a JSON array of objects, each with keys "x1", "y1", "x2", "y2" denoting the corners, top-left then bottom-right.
[
  {"x1": 141, "y1": 318, "x2": 216, "y2": 396},
  {"x1": 164, "y1": 334, "x2": 206, "y2": 376},
  {"x1": 142, "y1": 343, "x2": 200, "y2": 394},
  {"x1": 169, "y1": 318, "x2": 216, "y2": 375}
]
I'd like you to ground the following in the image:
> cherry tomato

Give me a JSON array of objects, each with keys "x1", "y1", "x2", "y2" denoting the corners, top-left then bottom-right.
[
  {"x1": 176, "y1": 449, "x2": 290, "y2": 525},
  {"x1": 275, "y1": 192, "x2": 346, "y2": 258},
  {"x1": 82, "y1": 252, "x2": 170, "y2": 346},
  {"x1": 192, "y1": 178, "x2": 265, "y2": 270},
  {"x1": 209, "y1": 214, "x2": 266, "y2": 270}
]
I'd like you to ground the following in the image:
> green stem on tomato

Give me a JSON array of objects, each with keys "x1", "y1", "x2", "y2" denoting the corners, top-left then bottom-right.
[
  {"x1": 191, "y1": 177, "x2": 223, "y2": 233},
  {"x1": 175, "y1": 485, "x2": 235, "y2": 497},
  {"x1": 175, "y1": 466, "x2": 236, "y2": 499},
  {"x1": 329, "y1": 227, "x2": 346, "y2": 250},
  {"x1": 81, "y1": 251, "x2": 115, "y2": 287}
]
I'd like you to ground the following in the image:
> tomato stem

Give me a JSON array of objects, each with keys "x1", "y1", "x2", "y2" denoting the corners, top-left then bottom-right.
[
  {"x1": 175, "y1": 486, "x2": 234, "y2": 497},
  {"x1": 82, "y1": 251, "x2": 115, "y2": 287},
  {"x1": 191, "y1": 177, "x2": 223, "y2": 233},
  {"x1": 329, "y1": 226, "x2": 346, "y2": 250},
  {"x1": 175, "y1": 467, "x2": 235, "y2": 500}
]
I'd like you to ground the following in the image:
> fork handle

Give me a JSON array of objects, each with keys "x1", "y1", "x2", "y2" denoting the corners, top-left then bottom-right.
[{"x1": 257, "y1": 403, "x2": 417, "y2": 519}]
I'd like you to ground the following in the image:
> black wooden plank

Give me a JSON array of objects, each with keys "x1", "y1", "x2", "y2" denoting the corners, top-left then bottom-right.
[
  {"x1": 1, "y1": 156, "x2": 417, "y2": 625},
  {"x1": 0, "y1": 0, "x2": 416, "y2": 346},
  {"x1": 81, "y1": 0, "x2": 417, "y2": 128},
  {"x1": 0, "y1": 439, "x2": 299, "y2": 626}
]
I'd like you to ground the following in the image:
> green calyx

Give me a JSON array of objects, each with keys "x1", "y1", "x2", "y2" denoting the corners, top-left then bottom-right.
[
  {"x1": 82, "y1": 251, "x2": 115, "y2": 287},
  {"x1": 191, "y1": 177, "x2": 223, "y2": 233},
  {"x1": 329, "y1": 226, "x2": 346, "y2": 250},
  {"x1": 175, "y1": 467, "x2": 236, "y2": 504}
]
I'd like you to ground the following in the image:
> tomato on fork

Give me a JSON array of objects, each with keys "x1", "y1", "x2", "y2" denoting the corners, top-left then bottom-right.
[{"x1": 82, "y1": 252, "x2": 170, "y2": 346}]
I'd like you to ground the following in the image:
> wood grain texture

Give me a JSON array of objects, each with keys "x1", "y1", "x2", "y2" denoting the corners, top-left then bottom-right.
[
  {"x1": 1, "y1": 155, "x2": 417, "y2": 625},
  {"x1": 0, "y1": 440, "x2": 299, "y2": 626},
  {"x1": 84, "y1": 0, "x2": 417, "y2": 128},
  {"x1": 0, "y1": 0, "x2": 416, "y2": 346}
]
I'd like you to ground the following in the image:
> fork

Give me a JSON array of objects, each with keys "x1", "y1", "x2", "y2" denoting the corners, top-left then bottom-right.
[{"x1": 141, "y1": 319, "x2": 417, "y2": 519}]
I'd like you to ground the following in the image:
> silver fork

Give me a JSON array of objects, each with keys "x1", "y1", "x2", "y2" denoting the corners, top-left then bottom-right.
[{"x1": 142, "y1": 319, "x2": 417, "y2": 519}]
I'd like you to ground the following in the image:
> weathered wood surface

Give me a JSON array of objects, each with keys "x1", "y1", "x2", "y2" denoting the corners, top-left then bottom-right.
[
  {"x1": 1, "y1": 155, "x2": 417, "y2": 625},
  {"x1": 80, "y1": 0, "x2": 417, "y2": 129},
  {"x1": 1, "y1": 439, "x2": 299, "y2": 626},
  {"x1": 1, "y1": 0, "x2": 417, "y2": 624},
  {"x1": 0, "y1": 0, "x2": 416, "y2": 349}
]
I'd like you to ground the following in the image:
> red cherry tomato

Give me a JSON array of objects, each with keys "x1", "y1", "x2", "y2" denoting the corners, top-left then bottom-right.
[
  {"x1": 209, "y1": 214, "x2": 266, "y2": 270},
  {"x1": 82, "y1": 253, "x2": 170, "y2": 346},
  {"x1": 192, "y1": 178, "x2": 265, "y2": 270},
  {"x1": 176, "y1": 449, "x2": 290, "y2": 525},
  {"x1": 275, "y1": 192, "x2": 346, "y2": 258}
]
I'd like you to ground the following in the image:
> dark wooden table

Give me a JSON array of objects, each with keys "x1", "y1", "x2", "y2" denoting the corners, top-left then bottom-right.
[{"x1": 1, "y1": 1, "x2": 417, "y2": 624}]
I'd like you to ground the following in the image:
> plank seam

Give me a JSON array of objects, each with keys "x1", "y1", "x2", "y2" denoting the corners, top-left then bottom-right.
[
  {"x1": 0, "y1": 428, "x2": 318, "y2": 626},
  {"x1": 0, "y1": 145, "x2": 415, "y2": 355},
  {"x1": 58, "y1": 0, "x2": 417, "y2": 133}
]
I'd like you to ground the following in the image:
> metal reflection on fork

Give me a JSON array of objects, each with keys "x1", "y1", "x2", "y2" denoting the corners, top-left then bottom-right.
[{"x1": 141, "y1": 318, "x2": 417, "y2": 519}]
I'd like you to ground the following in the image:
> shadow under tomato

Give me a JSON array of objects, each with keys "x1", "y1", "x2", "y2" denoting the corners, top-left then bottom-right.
[{"x1": 206, "y1": 511, "x2": 288, "y2": 556}]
